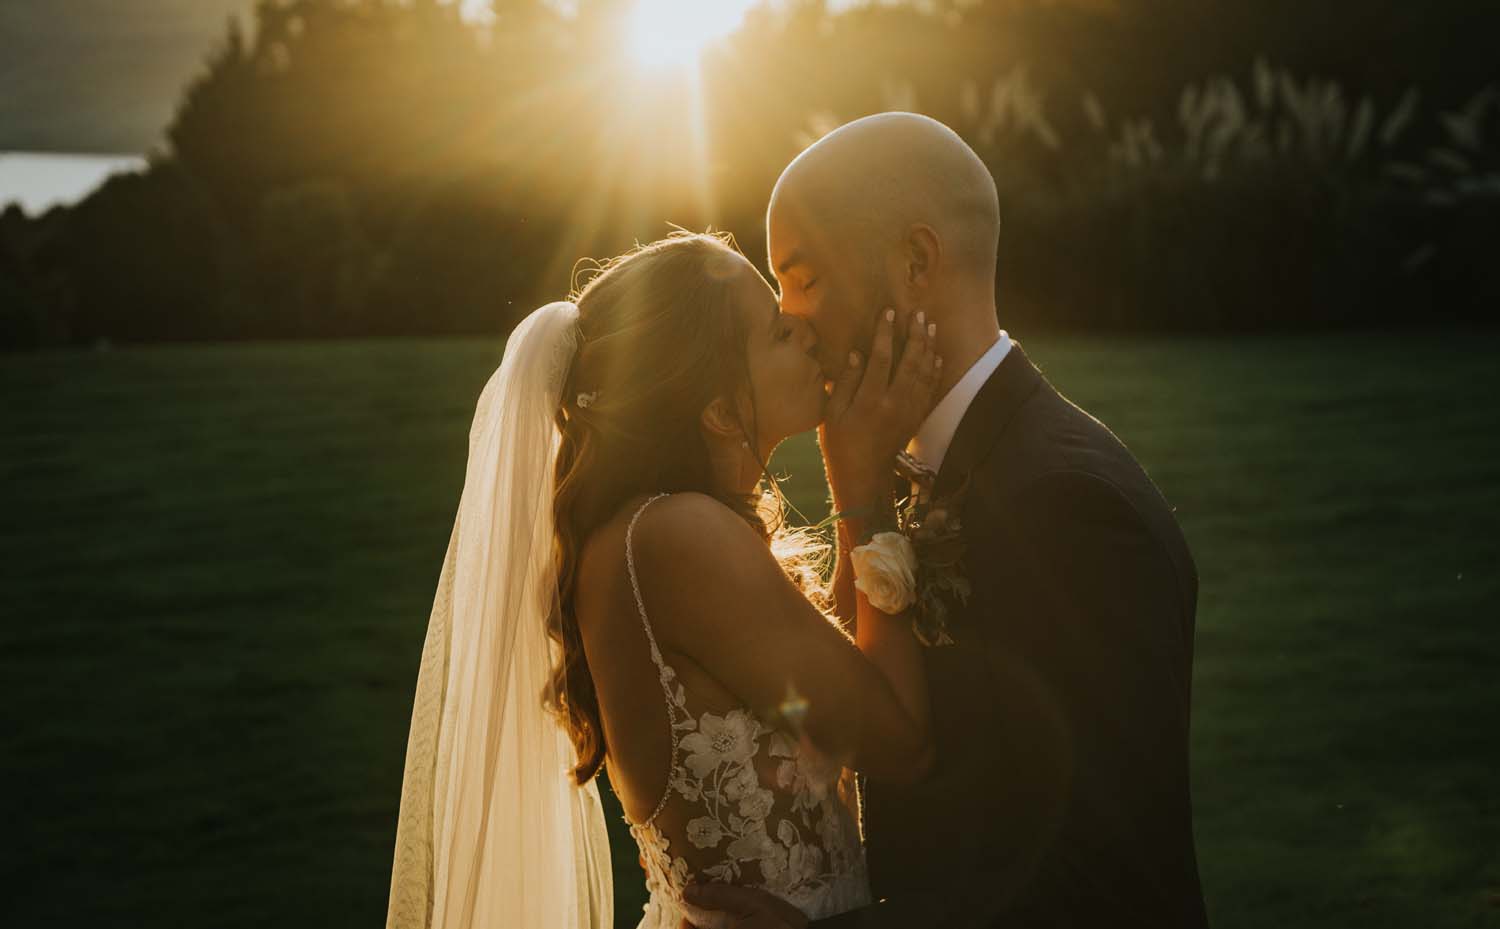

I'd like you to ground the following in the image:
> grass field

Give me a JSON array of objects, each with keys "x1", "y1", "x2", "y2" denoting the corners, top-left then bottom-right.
[{"x1": 2, "y1": 333, "x2": 1497, "y2": 928}]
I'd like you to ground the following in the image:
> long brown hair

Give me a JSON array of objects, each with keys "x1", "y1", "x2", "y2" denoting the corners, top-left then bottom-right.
[{"x1": 544, "y1": 231, "x2": 821, "y2": 785}]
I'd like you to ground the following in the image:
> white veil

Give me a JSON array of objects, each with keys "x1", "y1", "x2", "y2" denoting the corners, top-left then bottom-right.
[{"x1": 385, "y1": 301, "x2": 613, "y2": 929}]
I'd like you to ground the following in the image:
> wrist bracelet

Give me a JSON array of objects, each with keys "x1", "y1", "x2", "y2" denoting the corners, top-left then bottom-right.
[
  {"x1": 813, "y1": 503, "x2": 877, "y2": 531},
  {"x1": 851, "y1": 502, "x2": 900, "y2": 546}
]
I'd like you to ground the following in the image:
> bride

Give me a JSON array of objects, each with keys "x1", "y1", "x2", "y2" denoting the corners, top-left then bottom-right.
[{"x1": 385, "y1": 231, "x2": 942, "y2": 929}]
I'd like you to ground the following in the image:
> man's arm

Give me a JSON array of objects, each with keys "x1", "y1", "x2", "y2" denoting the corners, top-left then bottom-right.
[
  {"x1": 681, "y1": 885, "x2": 961, "y2": 929},
  {"x1": 678, "y1": 883, "x2": 808, "y2": 929}
]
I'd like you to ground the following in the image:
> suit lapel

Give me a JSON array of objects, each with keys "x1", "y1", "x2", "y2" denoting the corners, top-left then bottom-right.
[{"x1": 932, "y1": 340, "x2": 1045, "y2": 498}]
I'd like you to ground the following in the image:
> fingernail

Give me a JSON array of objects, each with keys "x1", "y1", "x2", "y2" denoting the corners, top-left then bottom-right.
[
  {"x1": 936, "y1": 356, "x2": 944, "y2": 368},
  {"x1": 885, "y1": 309, "x2": 895, "y2": 322},
  {"x1": 927, "y1": 322, "x2": 937, "y2": 337},
  {"x1": 916, "y1": 311, "x2": 925, "y2": 326},
  {"x1": 849, "y1": 351, "x2": 861, "y2": 366}
]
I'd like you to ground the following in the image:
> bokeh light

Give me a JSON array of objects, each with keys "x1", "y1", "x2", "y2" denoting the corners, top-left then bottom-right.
[{"x1": 627, "y1": 0, "x2": 759, "y2": 69}]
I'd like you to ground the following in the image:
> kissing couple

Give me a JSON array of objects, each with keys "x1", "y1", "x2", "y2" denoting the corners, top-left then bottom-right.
[{"x1": 385, "y1": 113, "x2": 1210, "y2": 929}]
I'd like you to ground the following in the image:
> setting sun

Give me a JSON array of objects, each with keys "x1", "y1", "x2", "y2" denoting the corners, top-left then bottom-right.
[{"x1": 627, "y1": 0, "x2": 758, "y2": 69}]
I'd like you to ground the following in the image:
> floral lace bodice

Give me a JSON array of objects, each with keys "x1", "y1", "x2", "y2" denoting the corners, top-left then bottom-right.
[{"x1": 618, "y1": 495, "x2": 872, "y2": 929}]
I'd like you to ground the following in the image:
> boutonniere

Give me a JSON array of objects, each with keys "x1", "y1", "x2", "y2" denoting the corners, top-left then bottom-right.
[
  {"x1": 894, "y1": 453, "x2": 973, "y2": 647},
  {"x1": 830, "y1": 454, "x2": 972, "y2": 648}
]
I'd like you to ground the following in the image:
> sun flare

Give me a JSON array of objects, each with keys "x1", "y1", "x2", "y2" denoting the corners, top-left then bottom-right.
[{"x1": 627, "y1": 0, "x2": 757, "y2": 70}]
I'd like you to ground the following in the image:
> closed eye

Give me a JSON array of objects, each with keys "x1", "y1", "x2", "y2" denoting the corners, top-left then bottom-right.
[{"x1": 803, "y1": 278, "x2": 818, "y2": 293}]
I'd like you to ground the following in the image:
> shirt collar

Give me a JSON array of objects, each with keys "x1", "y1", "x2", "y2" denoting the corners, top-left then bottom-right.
[{"x1": 906, "y1": 331, "x2": 1011, "y2": 474}]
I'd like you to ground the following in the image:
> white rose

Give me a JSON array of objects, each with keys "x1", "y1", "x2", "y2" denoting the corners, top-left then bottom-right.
[{"x1": 850, "y1": 531, "x2": 918, "y2": 614}]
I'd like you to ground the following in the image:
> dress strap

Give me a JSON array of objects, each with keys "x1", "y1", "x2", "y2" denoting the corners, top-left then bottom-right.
[{"x1": 624, "y1": 492, "x2": 684, "y2": 825}]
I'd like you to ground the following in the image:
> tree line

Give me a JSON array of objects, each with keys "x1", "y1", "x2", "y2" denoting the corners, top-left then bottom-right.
[{"x1": 2, "y1": 0, "x2": 1496, "y2": 349}]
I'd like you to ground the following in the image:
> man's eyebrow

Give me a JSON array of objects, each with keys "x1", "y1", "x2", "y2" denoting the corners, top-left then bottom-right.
[{"x1": 774, "y1": 249, "x2": 805, "y2": 277}]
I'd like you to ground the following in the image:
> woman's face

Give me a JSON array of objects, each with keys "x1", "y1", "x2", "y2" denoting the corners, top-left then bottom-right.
[{"x1": 728, "y1": 255, "x2": 826, "y2": 453}]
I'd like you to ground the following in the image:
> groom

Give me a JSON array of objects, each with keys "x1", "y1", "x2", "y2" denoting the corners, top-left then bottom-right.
[{"x1": 684, "y1": 113, "x2": 1209, "y2": 928}]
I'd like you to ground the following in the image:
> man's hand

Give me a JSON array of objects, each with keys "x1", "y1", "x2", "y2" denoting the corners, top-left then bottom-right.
[{"x1": 676, "y1": 883, "x2": 809, "y2": 929}]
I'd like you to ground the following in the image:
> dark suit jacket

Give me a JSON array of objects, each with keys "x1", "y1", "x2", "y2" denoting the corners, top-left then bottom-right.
[{"x1": 814, "y1": 341, "x2": 1209, "y2": 928}]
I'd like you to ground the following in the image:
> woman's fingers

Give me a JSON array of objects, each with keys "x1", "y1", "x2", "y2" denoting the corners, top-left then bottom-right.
[
  {"x1": 826, "y1": 308, "x2": 945, "y2": 475},
  {"x1": 894, "y1": 314, "x2": 943, "y2": 433},
  {"x1": 918, "y1": 319, "x2": 941, "y2": 402},
  {"x1": 892, "y1": 310, "x2": 930, "y2": 392},
  {"x1": 825, "y1": 348, "x2": 864, "y2": 420},
  {"x1": 857, "y1": 308, "x2": 897, "y2": 403}
]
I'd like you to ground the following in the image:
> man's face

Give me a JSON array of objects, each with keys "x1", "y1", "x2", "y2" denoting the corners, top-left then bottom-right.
[{"x1": 767, "y1": 205, "x2": 886, "y2": 382}]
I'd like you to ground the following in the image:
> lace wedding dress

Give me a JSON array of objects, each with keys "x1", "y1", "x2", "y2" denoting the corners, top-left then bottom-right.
[{"x1": 619, "y1": 495, "x2": 874, "y2": 929}]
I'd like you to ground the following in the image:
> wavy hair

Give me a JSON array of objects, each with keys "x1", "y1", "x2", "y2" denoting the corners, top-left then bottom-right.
[{"x1": 544, "y1": 231, "x2": 827, "y2": 785}]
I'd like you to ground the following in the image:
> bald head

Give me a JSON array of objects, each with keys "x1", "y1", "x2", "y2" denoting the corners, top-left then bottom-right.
[
  {"x1": 766, "y1": 113, "x2": 1004, "y2": 383},
  {"x1": 768, "y1": 113, "x2": 1000, "y2": 286}
]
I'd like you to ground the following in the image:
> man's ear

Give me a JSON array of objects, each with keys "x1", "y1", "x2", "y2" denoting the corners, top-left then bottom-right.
[
  {"x1": 903, "y1": 224, "x2": 942, "y2": 293},
  {"x1": 700, "y1": 395, "x2": 744, "y2": 443}
]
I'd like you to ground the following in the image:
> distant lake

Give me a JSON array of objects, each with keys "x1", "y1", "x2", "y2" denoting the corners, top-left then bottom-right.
[{"x1": 0, "y1": 153, "x2": 148, "y2": 216}]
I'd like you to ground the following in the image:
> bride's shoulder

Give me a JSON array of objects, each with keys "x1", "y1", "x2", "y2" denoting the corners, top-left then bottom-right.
[
  {"x1": 615, "y1": 494, "x2": 771, "y2": 593},
  {"x1": 576, "y1": 493, "x2": 766, "y2": 628},
  {"x1": 623, "y1": 495, "x2": 780, "y2": 636},
  {"x1": 578, "y1": 493, "x2": 757, "y2": 578},
  {"x1": 628, "y1": 492, "x2": 763, "y2": 560}
]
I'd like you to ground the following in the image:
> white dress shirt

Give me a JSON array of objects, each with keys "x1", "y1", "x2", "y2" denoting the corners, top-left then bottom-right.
[{"x1": 906, "y1": 331, "x2": 1011, "y2": 478}]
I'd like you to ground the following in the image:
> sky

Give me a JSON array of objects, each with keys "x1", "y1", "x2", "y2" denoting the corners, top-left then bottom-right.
[
  {"x1": 1, "y1": 0, "x2": 263, "y2": 154},
  {"x1": 0, "y1": 153, "x2": 148, "y2": 215},
  {"x1": 0, "y1": 0, "x2": 764, "y2": 212},
  {"x1": 0, "y1": 0, "x2": 867, "y2": 155}
]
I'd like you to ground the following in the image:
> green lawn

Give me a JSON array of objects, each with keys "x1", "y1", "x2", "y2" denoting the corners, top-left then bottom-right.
[{"x1": 2, "y1": 334, "x2": 1497, "y2": 927}]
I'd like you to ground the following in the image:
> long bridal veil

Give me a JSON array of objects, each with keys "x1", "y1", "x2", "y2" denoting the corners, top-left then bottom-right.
[{"x1": 385, "y1": 302, "x2": 613, "y2": 929}]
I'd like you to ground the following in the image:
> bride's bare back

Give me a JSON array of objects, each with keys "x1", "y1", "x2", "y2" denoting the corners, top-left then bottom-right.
[
  {"x1": 576, "y1": 497, "x2": 741, "y2": 827},
  {"x1": 575, "y1": 493, "x2": 929, "y2": 924}
]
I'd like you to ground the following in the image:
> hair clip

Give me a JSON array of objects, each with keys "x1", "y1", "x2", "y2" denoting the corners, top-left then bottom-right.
[{"x1": 576, "y1": 391, "x2": 599, "y2": 409}]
